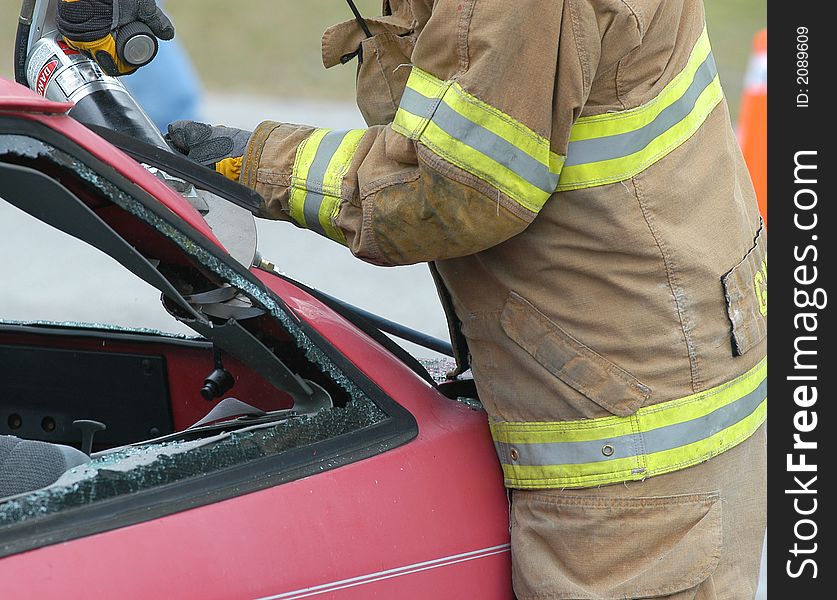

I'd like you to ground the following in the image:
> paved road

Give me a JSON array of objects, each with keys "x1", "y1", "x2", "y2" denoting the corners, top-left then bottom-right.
[{"x1": 0, "y1": 92, "x2": 765, "y2": 598}]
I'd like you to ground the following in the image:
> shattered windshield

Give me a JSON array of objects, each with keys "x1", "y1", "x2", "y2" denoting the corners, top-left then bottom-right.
[
  {"x1": 0, "y1": 131, "x2": 411, "y2": 543},
  {"x1": 0, "y1": 398, "x2": 385, "y2": 527}
]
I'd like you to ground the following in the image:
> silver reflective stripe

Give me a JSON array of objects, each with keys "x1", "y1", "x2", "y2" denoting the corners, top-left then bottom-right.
[
  {"x1": 303, "y1": 130, "x2": 351, "y2": 236},
  {"x1": 505, "y1": 432, "x2": 643, "y2": 466},
  {"x1": 399, "y1": 86, "x2": 442, "y2": 120},
  {"x1": 501, "y1": 377, "x2": 766, "y2": 467},
  {"x1": 399, "y1": 88, "x2": 560, "y2": 194},
  {"x1": 643, "y1": 378, "x2": 766, "y2": 453},
  {"x1": 564, "y1": 52, "x2": 719, "y2": 167}
]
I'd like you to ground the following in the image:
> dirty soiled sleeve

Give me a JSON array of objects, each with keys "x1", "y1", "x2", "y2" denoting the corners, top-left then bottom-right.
[{"x1": 241, "y1": 0, "x2": 599, "y2": 266}]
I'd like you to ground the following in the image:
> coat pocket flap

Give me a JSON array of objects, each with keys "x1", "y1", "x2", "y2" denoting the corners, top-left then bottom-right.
[
  {"x1": 500, "y1": 293, "x2": 650, "y2": 417},
  {"x1": 722, "y1": 222, "x2": 767, "y2": 356},
  {"x1": 322, "y1": 17, "x2": 413, "y2": 68}
]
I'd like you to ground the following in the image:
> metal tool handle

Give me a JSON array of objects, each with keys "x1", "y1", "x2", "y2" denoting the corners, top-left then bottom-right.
[{"x1": 116, "y1": 21, "x2": 158, "y2": 67}]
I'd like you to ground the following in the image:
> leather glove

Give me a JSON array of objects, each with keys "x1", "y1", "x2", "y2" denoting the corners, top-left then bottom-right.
[
  {"x1": 57, "y1": 0, "x2": 175, "y2": 76},
  {"x1": 166, "y1": 121, "x2": 252, "y2": 182}
]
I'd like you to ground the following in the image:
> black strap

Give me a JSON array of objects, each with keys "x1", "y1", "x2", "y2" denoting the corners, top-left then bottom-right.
[{"x1": 428, "y1": 263, "x2": 471, "y2": 377}]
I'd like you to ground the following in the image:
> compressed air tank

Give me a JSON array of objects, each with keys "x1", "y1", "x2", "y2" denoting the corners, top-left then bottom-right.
[{"x1": 26, "y1": 35, "x2": 167, "y2": 149}]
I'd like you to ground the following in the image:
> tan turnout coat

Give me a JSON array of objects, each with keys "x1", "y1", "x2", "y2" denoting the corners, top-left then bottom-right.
[{"x1": 240, "y1": 1, "x2": 766, "y2": 596}]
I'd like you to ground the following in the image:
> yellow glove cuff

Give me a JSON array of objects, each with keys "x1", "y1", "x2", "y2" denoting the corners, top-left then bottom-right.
[
  {"x1": 215, "y1": 156, "x2": 244, "y2": 182},
  {"x1": 63, "y1": 34, "x2": 137, "y2": 75}
]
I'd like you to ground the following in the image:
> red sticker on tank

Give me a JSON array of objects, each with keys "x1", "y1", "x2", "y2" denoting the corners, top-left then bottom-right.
[
  {"x1": 36, "y1": 57, "x2": 60, "y2": 97},
  {"x1": 57, "y1": 39, "x2": 81, "y2": 56}
]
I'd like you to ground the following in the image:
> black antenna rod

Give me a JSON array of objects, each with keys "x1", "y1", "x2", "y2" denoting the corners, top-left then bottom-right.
[{"x1": 345, "y1": 0, "x2": 373, "y2": 38}]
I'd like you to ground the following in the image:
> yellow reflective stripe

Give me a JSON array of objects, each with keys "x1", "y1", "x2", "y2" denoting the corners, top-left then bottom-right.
[
  {"x1": 393, "y1": 67, "x2": 563, "y2": 215},
  {"x1": 501, "y1": 402, "x2": 767, "y2": 489},
  {"x1": 493, "y1": 357, "x2": 767, "y2": 489},
  {"x1": 317, "y1": 129, "x2": 364, "y2": 243},
  {"x1": 420, "y1": 121, "x2": 551, "y2": 213},
  {"x1": 289, "y1": 128, "x2": 328, "y2": 227},
  {"x1": 289, "y1": 128, "x2": 364, "y2": 245},
  {"x1": 569, "y1": 29, "x2": 712, "y2": 141},
  {"x1": 393, "y1": 108, "x2": 429, "y2": 140},
  {"x1": 502, "y1": 456, "x2": 642, "y2": 489},
  {"x1": 490, "y1": 414, "x2": 636, "y2": 445},
  {"x1": 392, "y1": 67, "x2": 447, "y2": 139},
  {"x1": 639, "y1": 356, "x2": 765, "y2": 429},
  {"x1": 392, "y1": 27, "x2": 722, "y2": 202},
  {"x1": 404, "y1": 66, "x2": 449, "y2": 98},
  {"x1": 496, "y1": 358, "x2": 765, "y2": 442},
  {"x1": 443, "y1": 85, "x2": 564, "y2": 174},
  {"x1": 557, "y1": 26, "x2": 723, "y2": 191},
  {"x1": 643, "y1": 399, "x2": 766, "y2": 478},
  {"x1": 557, "y1": 73, "x2": 723, "y2": 191},
  {"x1": 393, "y1": 68, "x2": 564, "y2": 169}
]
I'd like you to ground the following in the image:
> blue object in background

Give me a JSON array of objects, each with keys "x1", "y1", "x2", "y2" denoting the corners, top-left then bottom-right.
[{"x1": 122, "y1": 28, "x2": 202, "y2": 131}]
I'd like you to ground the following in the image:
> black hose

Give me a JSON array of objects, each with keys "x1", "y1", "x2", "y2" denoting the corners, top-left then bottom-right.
[
  {"x1": 14, "y1": 22, "x2": 31, "y2": 85},
  {"x1": 316, "y1": 290, "x2": 454, "y2": 357},
  {"x1": 15, "y1": 0, "x2": 36, "y2": 85}
]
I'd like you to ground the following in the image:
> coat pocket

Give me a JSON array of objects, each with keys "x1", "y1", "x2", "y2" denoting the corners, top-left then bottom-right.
[
  {"x1": 355, "y1": 31, "x2": 415, "y2": 126},
  {"x1": 722, "y1": 221, "x2": 767, "y2": 356},
  {"x1": 500, "y1": 292, "x2": 650, "y2": 417},
  {"x1": 511, "y1": 490, "x2": 722, "y2": 599},
  {"x1": 321, "y1": 17, "x2": 415, "y2": 126}
]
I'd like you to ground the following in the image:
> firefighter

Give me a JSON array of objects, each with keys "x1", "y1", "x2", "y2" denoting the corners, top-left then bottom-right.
[{"x1": 58, "y1": 1, "x2": 767, "y2": 597}]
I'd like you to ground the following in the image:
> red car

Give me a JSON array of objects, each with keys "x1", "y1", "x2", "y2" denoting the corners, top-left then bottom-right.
[{"x1": 0, "y1": 77, "x2": 512, "y2": 599}]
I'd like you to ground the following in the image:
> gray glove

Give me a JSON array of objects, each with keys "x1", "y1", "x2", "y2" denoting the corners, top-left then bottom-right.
[{"x1": 166, "y1": 121, "x2": 252, "y2": 180}]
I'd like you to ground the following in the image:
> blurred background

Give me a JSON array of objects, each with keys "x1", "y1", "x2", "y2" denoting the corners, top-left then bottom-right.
[
  {"x1": 0, "y1": 0, "x2": 769, "y2": 345},
  {"x1": 0, "y1": 1, "x2": 766, "y2": 595},
  {"x1": 0, "y1": 0, "x2": 767, "y2": 121}
]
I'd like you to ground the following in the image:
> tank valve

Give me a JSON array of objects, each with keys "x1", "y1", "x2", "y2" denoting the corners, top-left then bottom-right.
[{"x1": 116, "y1": 21, "x2": 158, "y2": 67}]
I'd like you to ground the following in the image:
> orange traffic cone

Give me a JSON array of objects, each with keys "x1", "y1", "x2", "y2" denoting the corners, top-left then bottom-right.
[{"x1": 737, "y1": 29, "x2": 767, "y2": 227}]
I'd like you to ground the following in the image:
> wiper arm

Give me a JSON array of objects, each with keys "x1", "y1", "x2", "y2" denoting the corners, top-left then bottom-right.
[{"x1": 122, "y1": 391, "x2": 331, "y2": 448}]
